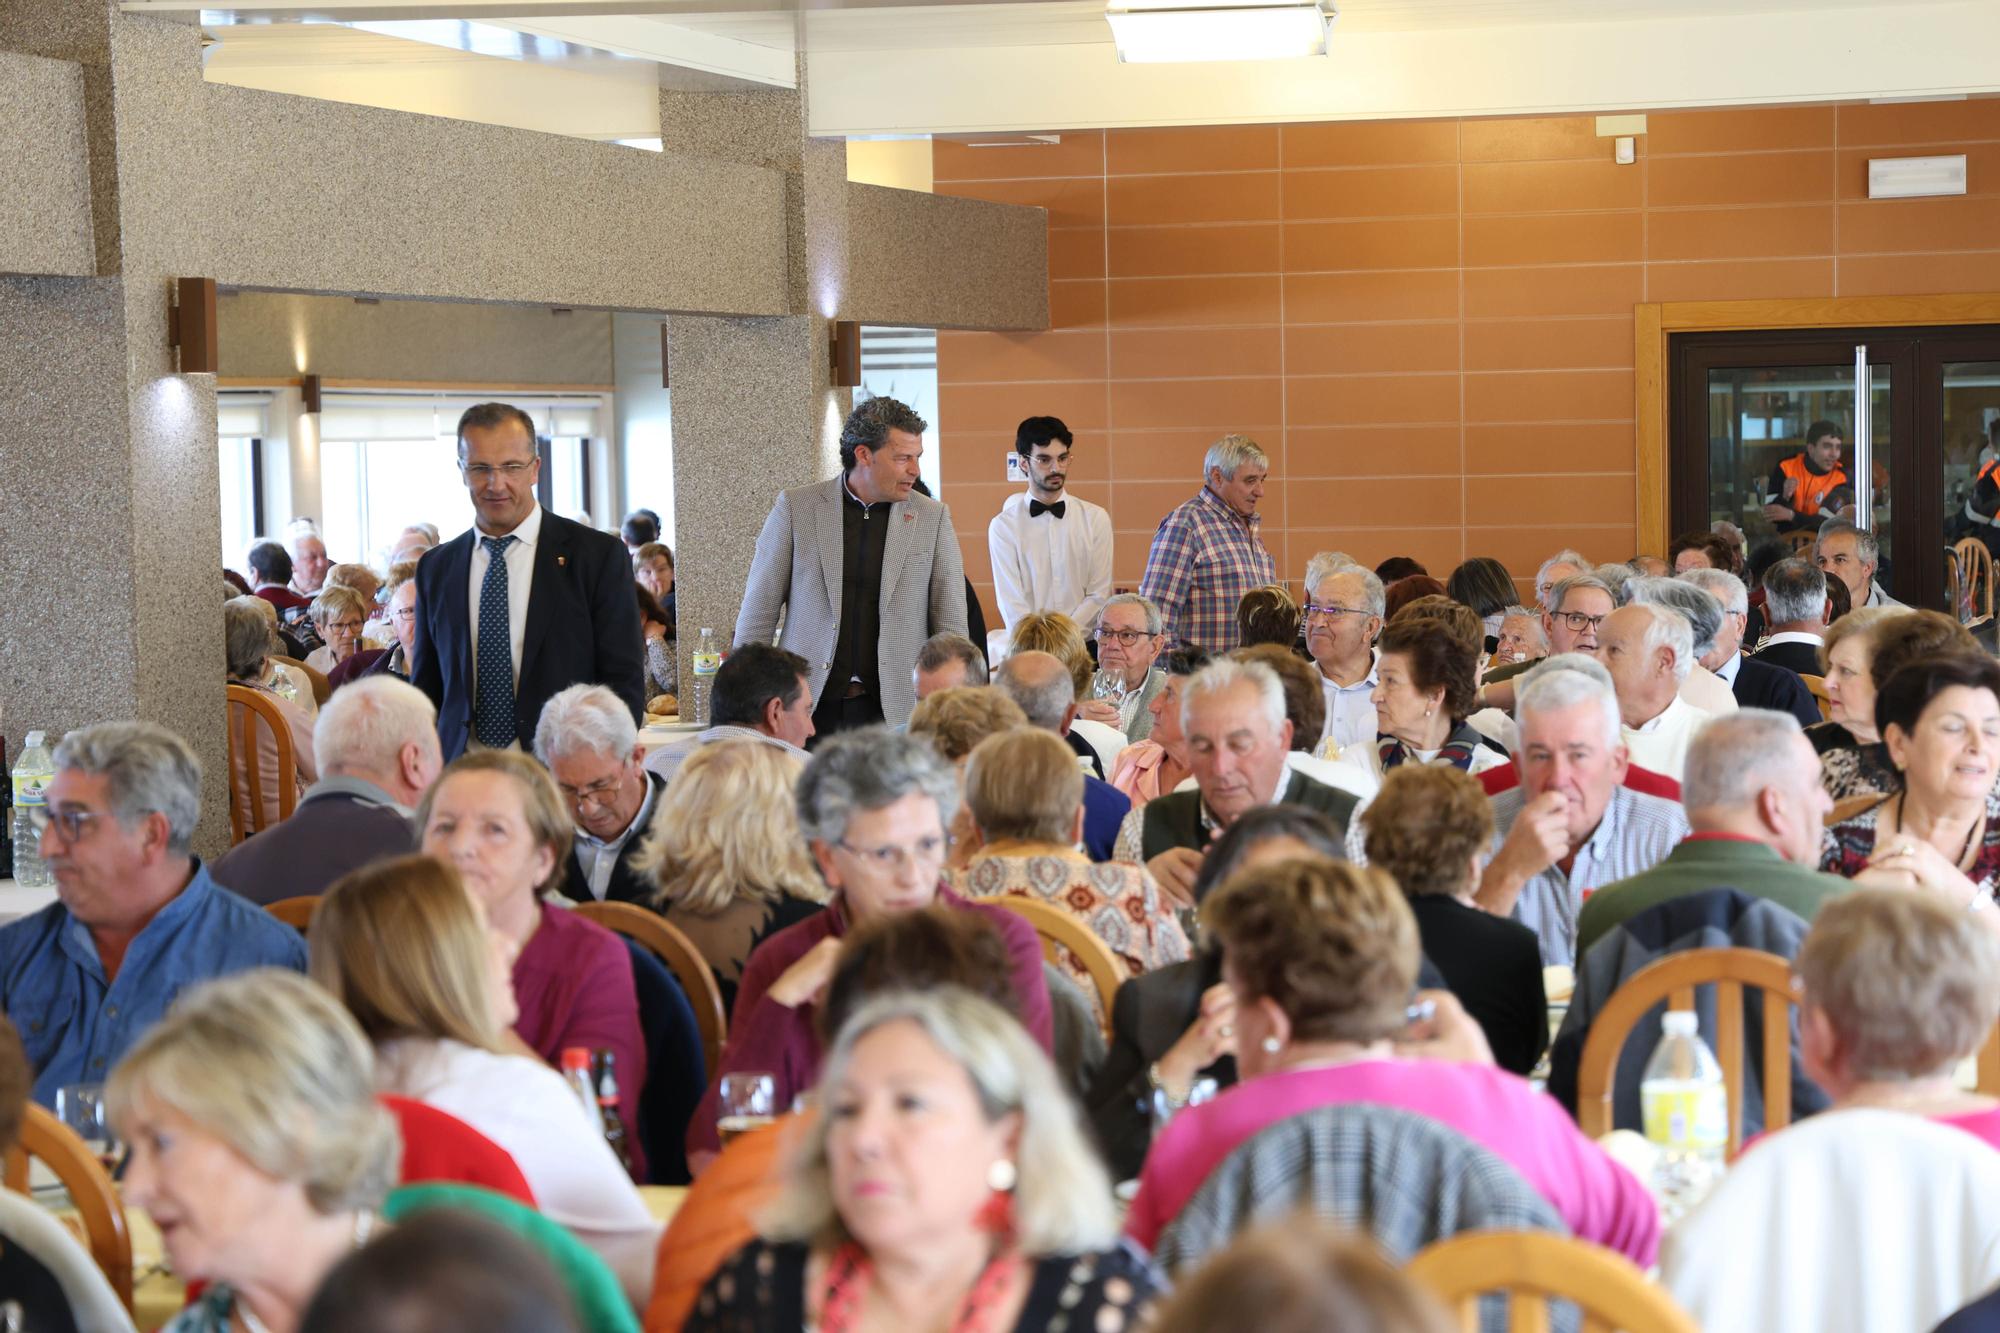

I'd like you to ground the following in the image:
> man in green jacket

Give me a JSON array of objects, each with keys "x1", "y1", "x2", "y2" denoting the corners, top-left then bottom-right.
[{"x1": 1576, "y1": 709, "x2": 1851, "y2": 960}]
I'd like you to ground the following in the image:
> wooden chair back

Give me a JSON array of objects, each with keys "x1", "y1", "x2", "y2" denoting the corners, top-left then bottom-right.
[
  {"x1": 570, "y1": 900, "x2": 728, "y2": 1082},
  {"x1": 1978, "y1": 1021, "x2": 2000, "y2": 1097},
  {"x1": 1575, "y1": 947, "x2": 1799, "y2": 1157},
  {"x1": 272, "y1": 654, "x2": 332, "y2": 707},
  {"x1": 1826, "y1": 792, "x2": 1886, "y2": 826},
  {"x1": 225, "y1": 682, "x2": 298, "y2": 844},
  {"x1": 1799, "y1": 672, "x2": 1833, "y2": 722},
  {"x1": 1786, "y1": 529, "x2": 1818, "y2": 555},
  {"x1": 1954, "y1": 538, "x2": 1996, "y2": 629},
  {"x1": 987, "y1": 895, "x2": 1125, "y2": 1035},
  {"x1": 1409, "y1": 1230, "x2": 1700, "y2": 1333},
  {"x1": 264, "y1": 894, "x2": 320, "y2": 931},
  {"x1": 2, "y1": 1103, "x2": 134, "y2": 1311},
  {"x1": 1947, "y1": 546, "x2": 1967, "y2": 625}
]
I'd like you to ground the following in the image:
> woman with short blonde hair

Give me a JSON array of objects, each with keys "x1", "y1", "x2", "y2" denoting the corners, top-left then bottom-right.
[
  {"x1": 306, "y1": 584, "x2": 373, "y2": 675},
  {"x1": 631, "y1": 740, "x2": 828, "y2": 1015},
  {"x1": 688, "y1": 988, "x2": 1163, "y2": 1331},
  {"x1": 907, "y1": 686, "x2": 1028, "y2": 764},
  {"x1": 310, "y1": 855, "x2": 662, "y2": 1304},
  {"x1": 955, "y1": 729, "x2": 1189, "y2": 1000},
  {"x1": 1006, "y1": 611, "x2": 1094, "y2": 699},
  {"x1": 110, "y1": 968, "x2": 399, "y2": 1333}
]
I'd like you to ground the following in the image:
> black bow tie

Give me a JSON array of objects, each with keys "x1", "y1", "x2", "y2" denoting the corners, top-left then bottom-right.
[{"x1": 1029, "y1": 499, "x2": 1066, "y2": 519}]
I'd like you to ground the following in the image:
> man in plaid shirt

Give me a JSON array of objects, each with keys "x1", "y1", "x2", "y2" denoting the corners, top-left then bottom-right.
[{"x1": 1139, "y1": 434, "x2": 1276, "y2": 652}]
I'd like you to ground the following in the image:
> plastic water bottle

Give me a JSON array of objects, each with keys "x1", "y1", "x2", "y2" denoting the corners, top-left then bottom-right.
[
  {"x1": 1640, "y1": 1010, "x2": 1728, "y2": 1221},
  {"x1": 11, "y1": 732, "x2": 55, "y2": 887},
  {"x1": 691, "y1": 628, "x2": 722, "y2": 727}
]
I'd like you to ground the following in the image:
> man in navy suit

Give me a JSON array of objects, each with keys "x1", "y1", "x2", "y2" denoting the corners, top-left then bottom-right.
[{"x1": 412, "y1": 403, "x2": 644, "y2": 760}]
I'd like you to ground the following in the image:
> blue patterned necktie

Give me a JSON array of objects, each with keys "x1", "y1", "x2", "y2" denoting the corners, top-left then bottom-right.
[{"x1": 474, "y1": 534, "x2": 517, "y2": 748}]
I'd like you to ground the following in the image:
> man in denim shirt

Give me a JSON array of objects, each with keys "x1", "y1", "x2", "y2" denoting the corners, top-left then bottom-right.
[{"x1": 0, "y1": 721, "x2": 306, "y2": 1105}]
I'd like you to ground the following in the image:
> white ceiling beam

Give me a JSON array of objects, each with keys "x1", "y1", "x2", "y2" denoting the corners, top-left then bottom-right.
[
  {"x1": 492, "y1": 15, "x2": 796, "y2": 86},
  {"x1": 806, "y1": 0, "x2": 2000, "y2": 135}
]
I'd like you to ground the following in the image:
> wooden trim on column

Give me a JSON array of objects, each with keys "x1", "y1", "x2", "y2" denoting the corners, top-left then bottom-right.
[{"x1": 1634, "y1": 292, "x2": 2000, "y2": 559}]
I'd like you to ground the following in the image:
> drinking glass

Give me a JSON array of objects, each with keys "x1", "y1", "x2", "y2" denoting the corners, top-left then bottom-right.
[
  {"x1": 717, "y1": 1072, "x2": 778, "y2": 1145},
  {"x1": 55, "y1": 1083, "x2": 120, "y2": 1175},
  {"x1": 1149, "y1": 1076, "x2": 1218, "y2": 1138}
]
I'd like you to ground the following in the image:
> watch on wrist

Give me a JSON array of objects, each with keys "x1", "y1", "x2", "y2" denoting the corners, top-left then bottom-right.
[{"x1": 1147, "y1": 1060, "x2": 1188, "y2": 1110}]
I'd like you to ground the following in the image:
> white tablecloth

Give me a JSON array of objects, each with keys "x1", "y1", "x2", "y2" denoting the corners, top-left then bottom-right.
[
  {"x1": 638, "y1": 719, "x2": 702, "y2": 752},
  {"x1": 0, "y1": 876, "x2": 56, "y2": 926}
]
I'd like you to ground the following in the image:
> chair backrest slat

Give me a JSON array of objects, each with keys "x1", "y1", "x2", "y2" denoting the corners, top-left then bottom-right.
[
  {"x1": 1763, "y1": 979, "x2": 1794, "y2": 1128},
  {"x1": 225, "y1": 682, "x2": 299, "y2": 843},
  {"x1": 986, "y1": 895, "x2": 1124, "y2": 1036},
  {"x1": 1409, "y1": 1230, "x2": 1699, "y2": 1333},
  {"x1": 1715, "y1": 979, "x2": 1746, "y2": 1156},
  {"x1": 2, "y1": 1104, "x2": 133, "y2": 1311}
]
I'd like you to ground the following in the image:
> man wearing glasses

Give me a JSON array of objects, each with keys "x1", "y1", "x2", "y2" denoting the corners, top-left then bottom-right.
[
  {"x1": 1076, "y1": 594, "x2": 1168, "y2": 740},
  {"x1": 0, "y1": 723, "x2": 307, "y2": 1107},
  {"x1": 536, "y1": 684, "x2": 671, "y2": 906},
  {"x1": 329, "y1": 575, "x2": 420, "y2": 688},
  {"x1": 1481, "y1": 573, "x2": 1619, "y2": 711},
  {"x1": 987, "y1": 416, "x2": 1113, "y2": 633},
  {"x1": 412, "y1": 403, "x2": 644, "y2": 760},
  {"x1": 1302, "y1": 564, "x2": 1384, "y2": 758}
]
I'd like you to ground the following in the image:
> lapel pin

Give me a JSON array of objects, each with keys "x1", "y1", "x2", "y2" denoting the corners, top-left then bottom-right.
[
  {"x1": 556, "y1": 555, "x2": 567, "y2": 567},
  {"x1": 903, "y1": 512, "x2": 915, "y2": 522}
]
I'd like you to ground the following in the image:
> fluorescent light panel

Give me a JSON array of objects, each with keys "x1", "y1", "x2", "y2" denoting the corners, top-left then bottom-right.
[
  {"x1": 1868, "y1": 154, "x2": 1967, "y2": 199},
  {"x1": 1107, "y1": 0, "x2": 1335, "y2": 63}
]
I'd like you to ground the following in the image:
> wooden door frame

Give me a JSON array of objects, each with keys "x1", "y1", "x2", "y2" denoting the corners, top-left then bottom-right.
[{"x1": 1635, "y1": 293, "x2": 2000, "y2": 555}]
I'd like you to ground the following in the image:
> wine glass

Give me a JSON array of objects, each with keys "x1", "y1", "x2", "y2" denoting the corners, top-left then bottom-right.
[
  {"x1": 717, "y1": 1072, "x2": 778, "y2": 1145},
  {"x1": 55, "y1": 1083, "x2": 120, "y2": 1176}
]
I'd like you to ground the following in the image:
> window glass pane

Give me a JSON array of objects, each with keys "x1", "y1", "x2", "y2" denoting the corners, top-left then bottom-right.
[
  {"x1": 320, "y1": 439, "x2": 366, "y2": 568},
  {"x1": 623, "y1": 416, "x2": 674, "y2": 548},
  {"x1": 860, "y1": 327, "x2": 940, "y2": 494},
  {"x1": 366, "y1": 438, "x2": 471, "y2": 564},
  {"x1": 219, "y1": 436, "x2": 256, "y2": 568},
  {"x1": 550, "y1": 437, "x2": 587, "y2": 522}
]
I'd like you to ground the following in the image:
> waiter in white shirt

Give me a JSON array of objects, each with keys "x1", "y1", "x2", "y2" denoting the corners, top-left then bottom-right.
[{"x1": 988, "y1": 416, "x2": 1114, "y2": 633}]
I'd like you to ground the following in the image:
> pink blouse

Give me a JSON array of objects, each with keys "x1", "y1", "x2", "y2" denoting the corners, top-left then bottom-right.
[{"x1": 1124, "y1": 1059, "x2": 1659, "y2": 1267}]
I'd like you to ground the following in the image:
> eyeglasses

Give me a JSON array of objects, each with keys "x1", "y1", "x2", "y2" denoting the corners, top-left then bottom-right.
[
  {"x1": 1555, "y1": 610, "x2": 1609, "y2": 632},
  {"x1": 390, "y1": 608, "x2": 419, "y2": 622},
  {"x1": 835, "y1": 834, "x2": 947, "y2": 873},
  {"x1": 461, "y1": 462, "x2": 534, "y2": 482},
  {"x1": 1305, "y1": 603, "x2": 1371, "y2": 620},
  {"x1": 1094, "y1": 628, "x2": 1154, "y2": 645},
  {"x1": 327, "y1": 619, "x2": 365, "y2": 633},
  {"x1": 29, "y1": 806, "x2": 102, "y2": 843},
  {"x1": 557, "y1": 776, "x2": 625, "y2": 807}
]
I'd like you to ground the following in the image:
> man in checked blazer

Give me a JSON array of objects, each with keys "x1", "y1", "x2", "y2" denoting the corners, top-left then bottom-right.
[{"x1": 736, "y1": 397, "x2": 967, "y2": 735}]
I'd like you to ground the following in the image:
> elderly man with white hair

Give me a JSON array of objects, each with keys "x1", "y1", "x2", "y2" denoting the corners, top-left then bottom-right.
[
  {"x1": 1574, "y1": 709, "x2": 1846, "y2": 960},
  {"x1": 1075, "y1": 593, "x2": 1168, "y2": 739},
  {"x1": 1478, "y1": 656, "x2": 1690, "y2": 965},
  {"x1": 1596, "y1": 599, "x2": 1713, "y2": 783},
  {"x1": 1625, "y1": 576, "x2": 1738, "y2": 718},
  {"x1": 1138, "y1": 434, "x2": 1277, "y2": 653},
  {"x1": 1679, "y1": 568, "x2": 1820, "y2": 726},
  {"x1": 535, "y1": 683, "x2": 663, "y2": 905},
  {"x1": 210, "y1": 677, "x2": 439, "y2": 906},
  {"x1": 1112, "y1": 657, "x2": 1358, "y2": 905}
]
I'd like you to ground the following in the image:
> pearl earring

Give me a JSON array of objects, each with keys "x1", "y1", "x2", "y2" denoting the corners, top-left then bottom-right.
[
  {"x1": 1261, "y1": 1036, "x2": 1282, "y2": 1055},
  {"x1": 987, "y1": 1158, "x2": 1017, "y2": 1193}
]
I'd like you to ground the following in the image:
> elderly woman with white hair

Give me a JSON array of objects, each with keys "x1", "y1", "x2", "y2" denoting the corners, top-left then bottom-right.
[
  {"x1": 303, "y1": 584, "x2": 374, "y2": 678},
  {"x1": 224, "y1": 595, "x2": 320, "y2": 826},
  {"x1": 683, "y1": 728, "x2": 1054, "y2": 1163},
  {"x1": 110, "y1": 969, "x2": 400, "y2": 1333},
  {"x1": 685, "y1": 988, "x2": 1165, "y2": 1332}
]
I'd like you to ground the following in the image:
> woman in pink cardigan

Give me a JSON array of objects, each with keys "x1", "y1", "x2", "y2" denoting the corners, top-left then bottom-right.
[{"x1": 1124, "y1": 857, "x2": 1658, "y2": 1268}]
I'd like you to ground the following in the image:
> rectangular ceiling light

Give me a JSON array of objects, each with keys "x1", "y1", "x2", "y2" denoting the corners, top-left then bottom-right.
[
  {"x1": 1868, "y1": 154, "x2": 1967, "y2": 200},
  {"x1": 1106, "y1": 0, "x2": 1336, "y2": 63}
]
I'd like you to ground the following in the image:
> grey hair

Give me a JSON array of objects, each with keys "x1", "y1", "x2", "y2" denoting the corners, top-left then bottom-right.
[
  {"x1": 1593, "y1": 563, "x2": 1640, "y2": 605},
  {"x1": 1098, "y1": 592, "x2": 1163, "y2": 636},
  {"x1": 1301, "y1": 550, "x2": 1355, "y2": 593},
  {"x1": 532, "y1": 683, "x2": 639, "y2": 765},
  {"x1": 1683, "y1": 710, "x2": 1807, "y2": 813},
  {"x1": 106, "y1": 969, "x2": 399, "y2": 1215},
  {"x1": 1536, "y1": 549, "x2": 1592, "y2": 606},
  {"x1": 1500, "y1": 605, "x2": 1549, "y2": 653},
  {"x1": 1815, "y1": 519, "x2": 1880, "y2": 569},
  {"x1": 1546, "y1": 573, "x2": 1616, "y2": 618},
  {"x1": 1624, "y1": 600, "x2": 1696, "y2": 682},
  {"x1": 314, "y1": 676, "x2": 440, "y2": 778},
  {"x1": 839, "y1": 396, "x2": 927, "y2": 471},
  {"x1": 796, "y1": 727, "x2": 960, "y2": 846},
  {"x1": 914, "y1": 632, "x2": 989, "y2": 685},
  {"x1": 1763, "y1": 557, "x2": 1828, "y2": 626},
  {"x1": 1180, "y1": 656, "x2": 1287, "y2": 736},
  {"x1": 993, "y1": 652, "x2": 1076, "y2": 731},
  {"x1": 1515, "y1": 653, "x2": 1622, "y2": 750},
  {"x1": 1203, "y1": 433, "x2": 1268, "y2": 481},
  {"x1": 1680, "y1": 567, "x2": 1749, "y2": 618},
  {"x1": 760, "y1": 988, "x2": 1118, "y2": 1255},
  {"x1": 309, "y1": 584, "x2": 368, "y2": 628},
  {"x1": 224, "y1": 596, "x2": 278, "y2": 679},
  {"x1": 53, "y1": 721, "x2": 203, "y2": 856},
  {"x1": 1628, "y1": 577, "x2": 1722, "y2": 659},
  {"x1": 1311, "y1": 563, "x2": 1386, "y2": 619}
]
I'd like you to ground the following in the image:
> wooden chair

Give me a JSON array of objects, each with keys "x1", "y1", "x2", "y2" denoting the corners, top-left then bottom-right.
[
  {"x1": 2, "y1": 1103, "x2": 134, "y2": 1312},
  {"x1": 988, "y1": 895, "x2": 1126, "y2": 1035},
  {"x1": 1825, "y1": 792, "x2": 1886, "y2": 826},
  {"x1": 1408, "y1": 1230, "x2": 1699, "y2": 1333},
  {"x1": 225, "y1": 682, "x2": 298, "y2": 844},
  {"x1": 1575, "y1": 947, "x2": 1799, "y2": 1157},
  {"x1": 1786, "y1": 529, "x2": 1818, "y2": 555},
  {"x1": 1955, "y1": 537, "x2": 1996, "y2": 630},
  {"x1": 272, "y1": 654, "x2": 332, "y2": 707},
  {"x1": 1799, "y1": 672, "x2": 1832, "y2": 722},
  {"x1": 1947, "y1": 546, "x2": 1967, "y2": 625},
  {"x1": 1978, "y1": 1021, "x2": 2000, "y2": 1097},
  {"x1": 264, "y1": 894, "x2": 319, "y2": 931},
  {"x1": 570, "y1": 900, "x2": 728, "y2": 1083}
]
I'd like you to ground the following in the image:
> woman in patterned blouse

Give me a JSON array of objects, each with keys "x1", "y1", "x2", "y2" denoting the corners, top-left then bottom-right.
[{"x1": 1820, "y1": 654, "x2": 2000, "y2": 915}]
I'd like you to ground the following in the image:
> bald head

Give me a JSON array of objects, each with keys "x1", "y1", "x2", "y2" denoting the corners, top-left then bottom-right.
[{"x1": 994, "y1": 651, "x2": 1076, "y2": 732}]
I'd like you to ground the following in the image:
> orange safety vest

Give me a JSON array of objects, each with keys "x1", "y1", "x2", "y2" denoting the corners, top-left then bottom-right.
[{"x1": 1779, "y1": 454, "x2": 1848, "y2": 517}]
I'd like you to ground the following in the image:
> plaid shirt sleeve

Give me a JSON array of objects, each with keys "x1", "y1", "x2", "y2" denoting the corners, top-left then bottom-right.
[{"x1": 1139, "y1": 506, "x2": 1198, "y2": 646}]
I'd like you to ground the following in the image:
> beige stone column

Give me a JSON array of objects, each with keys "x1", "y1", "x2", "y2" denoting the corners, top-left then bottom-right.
[{"x1": 660, "y1": 69, "x2": 854, "y2": 672}]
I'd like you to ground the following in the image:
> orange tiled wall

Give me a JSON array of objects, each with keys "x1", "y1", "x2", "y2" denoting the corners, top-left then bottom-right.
[{"x1": 931, "y1": 100, "x2": 2000, "y2": 619}]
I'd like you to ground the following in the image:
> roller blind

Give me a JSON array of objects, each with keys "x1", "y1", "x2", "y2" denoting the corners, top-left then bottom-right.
[
  {"x1": 216, "y1": 391, "x2": 271, "y2": 438},
  {"x1": 319, "y1": 392, "x2": 605, "y2": 442}
]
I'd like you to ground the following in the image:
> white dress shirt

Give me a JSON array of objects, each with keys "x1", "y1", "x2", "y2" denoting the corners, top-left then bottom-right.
[
  {"x1": 988, "y1": 490, "x2": 1113, "y2": 629},
  {"x1": 467, "y1": 503, "x2": 542, "y2": 698},
  {"x1": 1622, "y1": 694, "x2": 1712, "y2": 782},
  {"x1": 1713, "y1": 651, "x2": 1744, "y2": 687},
  {"x1": 1314, "y1": 649, "x2": 1380, "y2": 759}
]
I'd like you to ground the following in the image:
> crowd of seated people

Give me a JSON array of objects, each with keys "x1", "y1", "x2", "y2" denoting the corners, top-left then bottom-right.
[{"x1": 19, "y1": 486, "x2": 2000, "y2": 1333}]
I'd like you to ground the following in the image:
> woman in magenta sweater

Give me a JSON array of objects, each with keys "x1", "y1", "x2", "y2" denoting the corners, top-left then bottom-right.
[
  {"x1": 1124, "y1": 857, "x2": 1658, "y2": 1268},
  {"x1": 684, "y1": 728, "x2": 1054, "y2": 1169}
]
